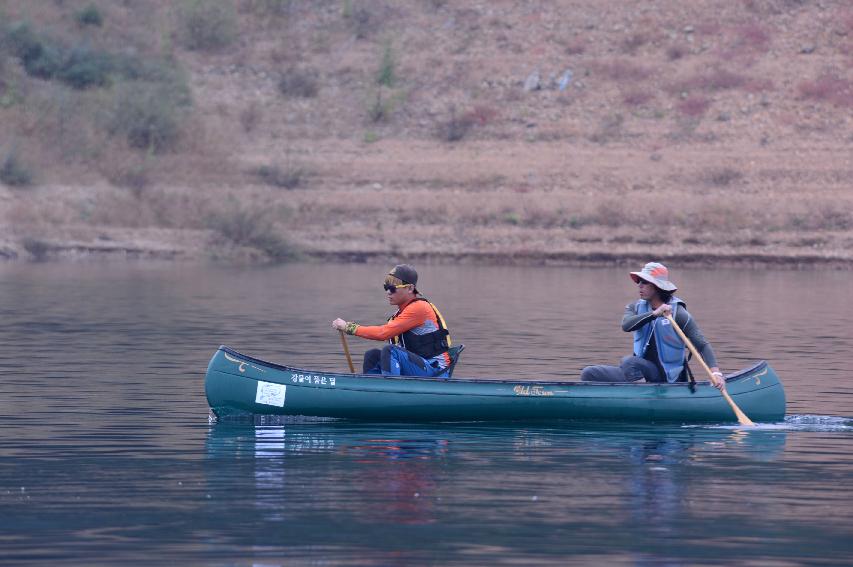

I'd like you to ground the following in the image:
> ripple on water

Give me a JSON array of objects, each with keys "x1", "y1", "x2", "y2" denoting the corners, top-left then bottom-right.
[
  {"x1": 2, "y1": 263, "x2": 853, "y2": 566},
  {"x1": 687, "y1": 414, "x2": 853, "y2": 432}
]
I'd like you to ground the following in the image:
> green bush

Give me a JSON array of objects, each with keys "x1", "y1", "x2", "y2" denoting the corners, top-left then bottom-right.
[
  {"x1": 111, "y1": 162, "x2": 150, "y2": 196},
  {"x1": 112, "y1": 54, "x2": 192, "y2": 106},
  {"x1": 75, "y1": 4, "x2": 104, "y2": 27},
  {"x1": 0, "y1": 147, "x2": 33, "y2": 187},
  {"x1": 250, "y1": 164, "x2": 303, "y2": 188},
  {"x1": 22, "y1": 238, "x2": 50, "y2": 261},
  {"x1": 4, "y1": 20, "x2": 189, "y2": 92},
  {"x1": 176, "y1": 0, "x2": 237, "y2": 52},
  {"x1": 367, "y1": 90, "x2": 393, "y2": 123},
  {"x1": 376, "y1": 43, "x2": 395, "y2": 87},
  {"x1": 277, "y1": 68, "x2": 318, "y2": 98},
  {"x1": 210, "y1": 206, "x2": 299, "y2": 261},
  {"x1": 0, "y1": 55, "x2": 13, "y2": 105},
  {"x1": 436, "y1": 106, "x2": 473, "y2": 142},
  {"x1": 56, "y1": 45, "x2": 113, "y2": 88},
  {"x1": 5, "y1": 21, "x2": 63, "y2": 80},
  {"x1": 102, "y1": 55, "x2": 191, "y2": 152},
  {"x1": 5, "y1": 22, "x2": 113, "y2": 88},
  {"x1": 245, "y1": 0, "x2": 292, "y2": 16},
  {"x1": 108, "y1": 81, "x2": 188, "y2": 152},
  {"x1": 344, "y1": 4, "x2": 376, "y2": 40}
]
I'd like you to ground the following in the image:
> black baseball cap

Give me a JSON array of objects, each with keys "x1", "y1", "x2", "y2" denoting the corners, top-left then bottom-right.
[{"x1": 388, "y1": 264, "x2": 418, "y2": 291}]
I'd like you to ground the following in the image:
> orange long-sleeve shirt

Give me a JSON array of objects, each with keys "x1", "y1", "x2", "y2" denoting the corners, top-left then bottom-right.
[
  {"x1": 354, "y1": 299, "x2": 450, "y2": 365},
  {"x1": 355, "y1": 299, "x2": 436, "y2": 341}
]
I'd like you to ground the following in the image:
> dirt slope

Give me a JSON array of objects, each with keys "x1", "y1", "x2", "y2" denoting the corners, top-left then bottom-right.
[{"x1": 1, "y1": 0, "x2": 851, "y2": 266}]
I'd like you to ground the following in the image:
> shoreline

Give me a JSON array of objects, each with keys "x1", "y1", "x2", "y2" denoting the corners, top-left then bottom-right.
[
  {"x1": 2, "y1": 242, "x2": 852, "y2": 270},
  {"x1": 310, "y1": 250, "x2": 853, "y2": 270}
]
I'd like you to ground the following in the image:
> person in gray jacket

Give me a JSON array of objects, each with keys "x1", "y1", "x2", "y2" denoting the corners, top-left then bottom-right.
[{"x1": 580, "y1": 262, "x2": 724, "y2": 390}]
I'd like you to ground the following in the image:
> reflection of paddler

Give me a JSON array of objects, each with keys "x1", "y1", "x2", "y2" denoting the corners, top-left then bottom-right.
[
  {"x1": 618, "y1": 429, "x2": 787, "y2": 539},
  {"x1": 336, "y1": 436, "x2": 448, "y2": 527},
  {"x1": 628, "y1": 439, "x2": 686, "y2": 535},
  {"x1": 332, "y1": 264, "x2": 453, "y2": 378}
]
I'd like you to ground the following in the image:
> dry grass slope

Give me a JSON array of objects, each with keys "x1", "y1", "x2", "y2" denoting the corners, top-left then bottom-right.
[{"x1": 0, "y1": 0, "x2": 851, "y2": 265}]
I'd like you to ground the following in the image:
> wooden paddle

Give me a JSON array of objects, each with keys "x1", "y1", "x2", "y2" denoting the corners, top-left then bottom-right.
[
  {"x1": 665, "y1": 314, "x2": 755, "y2": 426},
  {"x1": 338, "y1": 329, "x2": 355, "y2": 373}
]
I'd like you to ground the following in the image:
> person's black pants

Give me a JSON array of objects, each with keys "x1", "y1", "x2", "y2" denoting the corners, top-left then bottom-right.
[{"x1": 580, "y1": 355, "x2": 666, "y2": 383}]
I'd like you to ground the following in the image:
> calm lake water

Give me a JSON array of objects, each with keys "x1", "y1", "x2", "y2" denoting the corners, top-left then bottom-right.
[{"x1": 0, "y1": 262, "x2": 851, "y2": 566}]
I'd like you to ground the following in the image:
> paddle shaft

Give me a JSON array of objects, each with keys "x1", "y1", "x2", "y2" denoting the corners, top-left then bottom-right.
[
  {"x1": 664, "y1": 314, "x2": 755, "y2": 426},
  {"x1": 339, "y1": 330, "x2": 355, "y2": 373}
]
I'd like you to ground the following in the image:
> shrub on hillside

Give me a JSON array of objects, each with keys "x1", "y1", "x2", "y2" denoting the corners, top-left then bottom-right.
[
  {"x1": 176, "y1": 0, "x2": 237, "y2": 52},
  {"x1": 702, "y1": 167, "x2": 744, "y2": 187},
  {"x1": 108, "y1": 81, "x2": 188, "y2": 152},
  {"x1": 621, "y1": 32, "x2": 648, "y2": 54},
  {"x1": 22, "y1": 238, "x2": 50, "y2": 261},
  {"x1": 0, "y1": 147, "x2": 33, "y2": 187},
  {"x1": 239, "y1": 102, "x2": 261, "y2": 132},
  {"x1": 436, "y1": 106, "x2": 474, "y2": 142},
  {"x1": 666, "y1": 44, "x2": 688, "y2": 60},
  {"x1": 113, "y1": 165, "x2": 150, "y2": 195},
  {"x1": 4, "y1": 21, "x2": 126, "y2": 89},
  {"x1": 277, "y1": 68, "x2": 318, "y2": 98},
  {"x1": 5, "y1": 21, "x2": 63, "y2": 80},
  {"x1": 343, "y1": 3, "x2": 377, "y2": 40},
  {"x1": 75, "y1": 4, "x2": 104, "y2": 27},
  {"x1": 787, "y1": 207, "x2": 853, "y2": 231},
  {"x1": 112, "y1": 53, "x2": 192, "y2": 98},
  {"x1": 244, "y1": 0, "x2": 293, "y2": 17},
  {"x1": 57, "y1": 45, "x2": 113, "y2": 88},
  {"x1": 589, "y1": 113, "x2": 625, "y2": 144},
  {"x1": 376, "y1": 43, "x2": 395, "y2": 87},
  {"x1": 0, "y1": 53, "x2": 9, "y2": 93},
  {"x1": 367, "y1": 90, "x2": 394, "y2": 123},
  {"x1": 210, "y1": 206, "x2": 299, "y2": 261},
  {"x1": 249, "y1": 164, "x2": 304, "y2": 189}
]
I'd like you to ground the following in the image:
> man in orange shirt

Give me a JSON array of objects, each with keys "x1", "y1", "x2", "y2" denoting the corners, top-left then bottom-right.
[{"x1": 332, "y1": 264, "x2": 453, "y2": 377}]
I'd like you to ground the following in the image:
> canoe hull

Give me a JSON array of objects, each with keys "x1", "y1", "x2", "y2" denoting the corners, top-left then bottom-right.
[{"x1": 205, "y1": 347, "x2": 786, "y2": 423}]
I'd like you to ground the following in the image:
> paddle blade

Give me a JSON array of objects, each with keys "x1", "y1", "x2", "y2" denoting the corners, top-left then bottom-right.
[{"x1": 723, "y1": 390, "x2": 756, "y2": 426}]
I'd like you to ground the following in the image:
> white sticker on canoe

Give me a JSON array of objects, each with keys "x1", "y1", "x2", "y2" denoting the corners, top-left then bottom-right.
[{"x1": 255, "y1": 381, "x2": 286, "y2": 407}]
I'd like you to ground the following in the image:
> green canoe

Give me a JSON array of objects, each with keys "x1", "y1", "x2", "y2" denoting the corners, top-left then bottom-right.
[{"x1": 205, "y1": 346, "x2": 786, "y2": 423}]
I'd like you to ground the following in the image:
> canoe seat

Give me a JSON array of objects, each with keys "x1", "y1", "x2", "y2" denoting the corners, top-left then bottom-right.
[{"x1": 445, "y1": 344, "x2": 465, "y2": 378}]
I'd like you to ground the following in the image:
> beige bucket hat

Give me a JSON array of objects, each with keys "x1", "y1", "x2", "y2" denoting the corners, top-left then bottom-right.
[{"x1": 630, "y1": 262, "x2": 678, "y2": 292}]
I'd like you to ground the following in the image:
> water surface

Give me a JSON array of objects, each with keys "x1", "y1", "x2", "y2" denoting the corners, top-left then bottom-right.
[{"x1": 0, "y1": 262, "x2": 850, "y2": 565}]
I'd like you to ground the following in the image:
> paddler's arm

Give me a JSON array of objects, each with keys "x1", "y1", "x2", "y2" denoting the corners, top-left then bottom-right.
[
  {"x1": 331, "y1": 305, "x2": 426, "y2": 341},
  {"x1": 622, "y1": 303, "x2": 656, "y2": 332},
  {"x1": 674, "y1": 309, "x2": 718, "y2": 368},
  {"x1": 676, "y1": 309, "x2": 723, "y2": 388},
  {"x1": 620, "y1": 304, "x2": 724, "y2": 389}
]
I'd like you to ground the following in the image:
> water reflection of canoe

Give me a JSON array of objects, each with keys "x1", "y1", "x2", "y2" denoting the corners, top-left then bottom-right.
[{"x1": 205, "y1": 346, "x2": 786, "y2": 423}]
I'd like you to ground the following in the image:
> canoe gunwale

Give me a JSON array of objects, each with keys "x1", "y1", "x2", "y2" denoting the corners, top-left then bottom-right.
[{"x1": 215, "y1": 345, "x2": 766, "y2": 388}]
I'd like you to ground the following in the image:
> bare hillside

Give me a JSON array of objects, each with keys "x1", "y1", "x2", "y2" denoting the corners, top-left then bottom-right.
[{"x1": 1, "y1": 0, "x2": 852, "y2": 265}]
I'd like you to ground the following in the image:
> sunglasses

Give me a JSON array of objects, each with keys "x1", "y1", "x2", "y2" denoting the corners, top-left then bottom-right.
[{"x1": 383, "y1": 283, "x2": 410, "y2": 293}]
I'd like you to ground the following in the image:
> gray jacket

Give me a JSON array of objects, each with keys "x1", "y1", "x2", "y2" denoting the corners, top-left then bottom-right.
[{"x1": 622, "y1": 301, "x2": 718, "y2": 368}]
